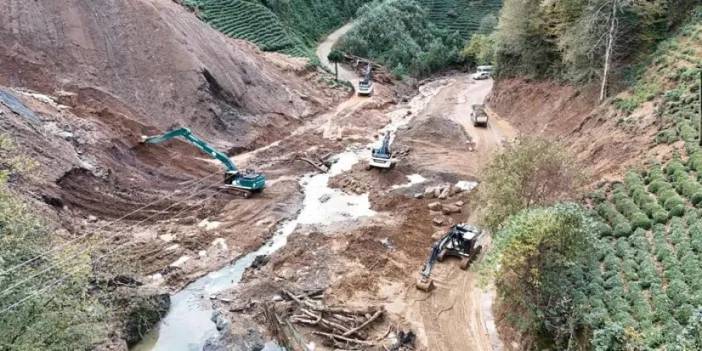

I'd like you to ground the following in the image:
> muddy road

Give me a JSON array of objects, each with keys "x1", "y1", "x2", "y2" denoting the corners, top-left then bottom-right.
[{"x1": 316, "y1": 22, "x2": 358, "y2": 88}]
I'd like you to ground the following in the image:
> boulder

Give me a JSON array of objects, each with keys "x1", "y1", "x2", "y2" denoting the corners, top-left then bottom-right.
[
  {"x1": 431, "y1": 230, "x2": 445, "y2": 240},
  {"x1": 438, "y1": 186, "x2": 451, "y2": 200},
  {"x1": 441, "y1": 205, "x2": 461, "y2": 215},
  {"x1": 427, "y1": 202, "x2": 442, "y2": 211},
  {"x1": 432, "y1": 217, "x2": 444, "y2": 226}
]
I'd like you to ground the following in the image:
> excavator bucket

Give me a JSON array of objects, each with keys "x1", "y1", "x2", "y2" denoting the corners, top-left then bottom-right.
[{"x1": 415, "y1": 277, "x2": 434, "y2": 291}]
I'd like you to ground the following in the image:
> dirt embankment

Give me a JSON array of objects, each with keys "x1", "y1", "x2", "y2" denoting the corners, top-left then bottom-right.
[
  {"x1": 0, "y1": 0, "x2": 336, "y2": 149},
  {"x1": 488, "y1": 78, "x2": 668, "y2": 180}
]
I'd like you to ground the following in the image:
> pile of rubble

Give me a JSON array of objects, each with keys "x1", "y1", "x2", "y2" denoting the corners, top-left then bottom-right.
[
  {"x1": 415, "y1": 183, "x2": 464, "y2": 200},
  {"x1": 265, "y1": 289, "x2": 414, "y2": 350}
]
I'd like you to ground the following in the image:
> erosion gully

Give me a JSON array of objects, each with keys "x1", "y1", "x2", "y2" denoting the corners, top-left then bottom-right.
[{"x1": 132, "y1": 77, "x2": 451, "y2": 351}]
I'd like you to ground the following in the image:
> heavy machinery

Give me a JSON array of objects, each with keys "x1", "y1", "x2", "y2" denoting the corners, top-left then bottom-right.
[
  {"x1": 416, "y1": 224, "x2": 483, "y2": 291},
  {"x1": 358, "y1": 64, "x2": 374, "y2": 96},
  {"x1": 142, "y1": 127, "x2": 265, "y2": 197},
  {"x1": 470, "y1": 104, "x2": 489, "y2": 127},
  {"x1": 369, "y1": 131, "x2": 395, "y2": 169}
]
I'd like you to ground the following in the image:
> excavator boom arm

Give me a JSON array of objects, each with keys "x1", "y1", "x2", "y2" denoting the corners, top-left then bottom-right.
[{"x1": 143, "y1": 128, "x2": 238, "y2": 173}]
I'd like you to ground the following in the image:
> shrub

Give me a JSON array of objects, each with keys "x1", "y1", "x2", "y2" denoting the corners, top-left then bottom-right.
[
  {"x1": 612, "y1": 185, "x2": 651, "y2": 230},
  {"x1": 613, "y1": 222, "x2": 633, "y2": 237},
  {"x1": 484, "y1": 203, "x2": 596, "y2": 348},
  {"x1": 0, "y1": 135, "x2": 108, "y2": 349},
  {"x1": 667, "y1": 279, "x2": 690, "y2": 307},
  {"x1": 478, "y1": 137, "x2": 585, "y2": 233},
  {"x1": 595, "y1": 221, "x2": 613, "y2": 237},
  {"x1": 669, "y1": 204, "x2": 686, "y2": 217}
]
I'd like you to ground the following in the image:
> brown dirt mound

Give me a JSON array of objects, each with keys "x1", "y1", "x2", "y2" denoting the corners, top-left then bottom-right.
[{"x1": 488, "y1": 78, "x2": 660, "y2": 180}]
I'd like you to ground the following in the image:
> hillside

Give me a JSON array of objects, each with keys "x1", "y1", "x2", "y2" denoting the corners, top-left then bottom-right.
[
  {"x1": 488, "y1": 6, "x2": 702, "y2": 349},
  {"x1": 419, "y1": 0, "x2": 502, "y2": 37},
  {"x1": 182, "y1": 0, "x2": 372, "y2": 56}
]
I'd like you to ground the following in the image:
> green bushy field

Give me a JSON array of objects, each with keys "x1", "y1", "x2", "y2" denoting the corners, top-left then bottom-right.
[
  {"x1": 418, "y1": 0, "x2": 502, "y2": 37},
  {"x1": 183, "y1": 0, "x2": 371, "y2": 56},
  {"x1": 588, "y1": 152, "x2": 702, "y2": 348}
]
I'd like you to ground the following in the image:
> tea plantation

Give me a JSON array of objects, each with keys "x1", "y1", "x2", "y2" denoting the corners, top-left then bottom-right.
[
  {"x1": 182, "y1": 0, "x2": 371, "y2": 56},
  {"x1": 418, "y1": 0, "x2": 502, "y2": 37}
]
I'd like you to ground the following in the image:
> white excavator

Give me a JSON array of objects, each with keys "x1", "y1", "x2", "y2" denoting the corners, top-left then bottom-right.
[
  {"x1": 369, "y1": 131, "x2": 395, "y2": 169},
  {"x1": 357, "y1": 63, "x2": 374, "y2": 96}
]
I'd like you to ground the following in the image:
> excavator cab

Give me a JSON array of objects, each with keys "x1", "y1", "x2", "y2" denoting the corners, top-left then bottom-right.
[{"x1": 369, "y1": 131, "x2": 395, "y2": 169}]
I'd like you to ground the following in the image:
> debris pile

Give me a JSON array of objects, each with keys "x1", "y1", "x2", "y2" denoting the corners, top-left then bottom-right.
[
  {"x1": 419, "y1": 183, "x2": 463, "y2": 199},
  {"x1": 265, "y1": 289, "x2": 399, "y2": 350}
]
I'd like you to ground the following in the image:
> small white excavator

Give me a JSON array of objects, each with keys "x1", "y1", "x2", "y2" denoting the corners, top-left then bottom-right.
[
  {"x1": 416, "y1": 224, "x2": 483, "y2": 291},
  {"x1": 369, "y1": 131, "x2": 395, "y2": 169},
  {"x1": 357, "y1": 63, "x2": 374, "y2": 96}
]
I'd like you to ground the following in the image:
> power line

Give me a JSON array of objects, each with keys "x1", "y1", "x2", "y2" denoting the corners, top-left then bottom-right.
[
  {"x1": 0, "y1": 173, "x2": 222, "y2": 299},
  {"x1": 0, "y1": 182, "x2": 222, "y2": 316},
  {"x1": 0, "y1": 171, "x2": 220, "y2": 277}
]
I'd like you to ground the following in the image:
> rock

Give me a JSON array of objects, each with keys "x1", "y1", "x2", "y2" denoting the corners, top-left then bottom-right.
[
  {"x1": 432, "y1": 217, "x2": 444, "y2": 226},
  {"x1": 318, "y1": 194, "x2": 331, "y2": 203},
  {"x1": 427, "y1": 202, "x2": 442, "y2": 211},
  {"x1": 454, "y1": 201, "x2": 465, "y2": 207},
  {"x1": 55, "y1": 90, "x2": 78, "y2": 107},
  {"x1": 211, "y1": 311, "x2": 230, "y2": 331},
  {"x1": 433, "y1": 187, "x2": 442, "y2": 198},
  {"x1": 56, "y1": 131, "x2": 74, "y2": 140},
  {"x1": 441, "y1": 205, "x2": 461, "y2": 215},
  {"x1": 424, "y1": 187, "x2": 436, "y2": 197},
  {"x1": 123, "y1": 293, "x2": 170, "y2": 347},
  {"x1": 431, "y1": 230, "x2": 445, "y2": 240},
  {"x1": 438, "y1": 186, "x2": 450, "y2": 199},
  {"x1": 87, "y1": 215, "x2": 98, "y2": 222},
  {"x1": 414, "y1": 193, "x2": 424, "y2": 199},
  {"x1": 250, "y1": 255, "x2": 269, "y2": 269}
]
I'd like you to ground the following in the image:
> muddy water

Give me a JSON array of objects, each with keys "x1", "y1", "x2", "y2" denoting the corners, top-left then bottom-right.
[
  {"x1": 132, "y1": 78, "x2": 452, "y2": 351},
  {"x1": 132, "y1": 153, "x2": 374, "y2": 351}
]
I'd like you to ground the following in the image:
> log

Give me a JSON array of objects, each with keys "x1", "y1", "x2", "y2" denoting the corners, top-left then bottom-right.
[
  {"x1": 343, "y1": 309, "x2": 383, "y2": 336},
  {"x1": 312, "y1": 331, "x2": 377, "y2": 346},
  {"x1": 297, "y1": 157, "x2": 329, "y2": 173}
]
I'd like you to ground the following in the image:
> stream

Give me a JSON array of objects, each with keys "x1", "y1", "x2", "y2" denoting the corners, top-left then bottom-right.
[{"x1": 131, "y1": 77, "x2": 450, "y2": 351}]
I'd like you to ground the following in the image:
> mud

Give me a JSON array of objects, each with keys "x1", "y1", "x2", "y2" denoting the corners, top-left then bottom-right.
[
  {"x1": 0, "y1": 2, "x2": 515, "y2": 347},
  {"x1": 205, "y1": 75, "x2": 510, "y2": 351}
]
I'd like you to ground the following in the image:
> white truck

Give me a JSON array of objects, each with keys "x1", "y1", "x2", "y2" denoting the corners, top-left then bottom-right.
[{"x1": 472, "y1": 65, "x2": 493, "y2": 80}]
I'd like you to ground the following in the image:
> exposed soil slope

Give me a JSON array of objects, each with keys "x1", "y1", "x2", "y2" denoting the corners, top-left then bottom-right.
[
  {"x1": 488, "y1": 79, "x2": 664, "y2": 180},
  {"x1": 0, "y1": 0, "x2": 327, "y2": 148}
]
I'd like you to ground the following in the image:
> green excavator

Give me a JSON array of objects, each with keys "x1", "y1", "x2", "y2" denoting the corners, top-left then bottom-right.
[{"x1": 142, "y1": 127, "x2": 265, "y2": 198}]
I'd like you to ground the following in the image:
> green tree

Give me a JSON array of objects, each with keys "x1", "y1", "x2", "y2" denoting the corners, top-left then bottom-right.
[
  {"x1": 483, "y1": 203, "x2": 596, "y2": 348},
  {"x1": 0, "y1": 135, "x2": 107, "y2": 350},
  {"x1": 461, "y1": 34, "x2": 495, "y2": 65},
  {"x1": 337, "y1": 0, "x2": 461, "y2": 77},
  {"x1": 478, "y1": 137, "x2": 585, "y2": 233},
  {"x1": 478, "y1": 13, "x2": 498, "y2": 34},
  {"x1": 327, "y1": 49, "x2": 344, "y2": 81}
]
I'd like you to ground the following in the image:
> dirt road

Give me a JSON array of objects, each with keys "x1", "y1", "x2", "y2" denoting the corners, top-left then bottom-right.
[
  {"x1": 393, "y1": 75, "x2": 514, "y2": 351},
  {"x1": 316, "y1": 22, "x2": 358, "y2": 88}
]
